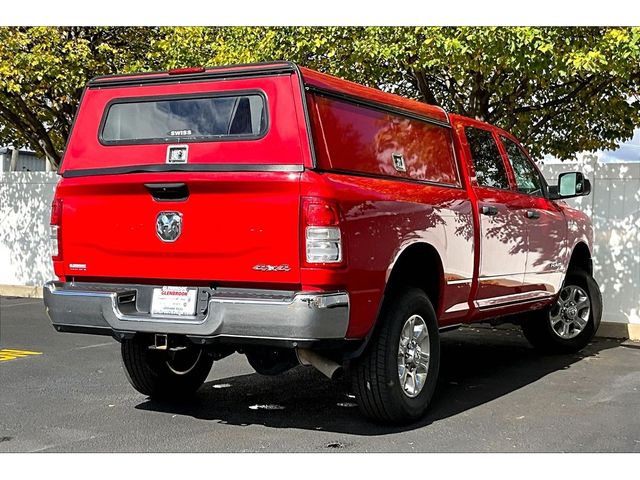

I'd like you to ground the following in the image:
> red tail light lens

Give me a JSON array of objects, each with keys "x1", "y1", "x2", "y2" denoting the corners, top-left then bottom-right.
[
  {"x1": 302, "y1": 197, "x2": 343, "y2": 266},
  {"x1": 304, "y1": 200, "x2": 340, "y2": 226},
  {"x1": 50, "y1": 198, "x2": 62, "y2": 225},
  {"x1": 50, "y1": 198, "x2": 63, "y2": 260}
]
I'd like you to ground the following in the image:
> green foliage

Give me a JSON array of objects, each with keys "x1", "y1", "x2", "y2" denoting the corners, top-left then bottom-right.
[
  {"x1": 1, "y1": 27, "x2": 639, "y2": 167},
  {"x1": 203, "y1": 27, "x2": 640, "y2": 160},
  {"x1": 0, "y1": 27, "x2": 161, "y2": 166}
]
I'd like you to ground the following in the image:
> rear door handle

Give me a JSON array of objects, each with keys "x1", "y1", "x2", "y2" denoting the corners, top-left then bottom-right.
[
  {"x1": 480, "y1": 205, "x2": 499, "y2": 216},
  {"x1": 526, "y1": 209, "x2": 540, "y2": 219}
]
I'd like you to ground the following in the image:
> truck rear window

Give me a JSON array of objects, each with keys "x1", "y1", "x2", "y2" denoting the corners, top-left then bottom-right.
[{"x1": 100, "y1": 93, "x2": 267, "y2": 144}]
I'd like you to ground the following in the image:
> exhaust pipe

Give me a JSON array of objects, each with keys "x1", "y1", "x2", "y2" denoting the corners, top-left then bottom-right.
[{"x1": 296, "y1": 348, "x2": 343, "y2": 380}]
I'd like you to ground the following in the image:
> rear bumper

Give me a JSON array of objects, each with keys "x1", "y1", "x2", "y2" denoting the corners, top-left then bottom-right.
[{"x1": 43, "y1": 281, "x2": 349, "y2": 343}]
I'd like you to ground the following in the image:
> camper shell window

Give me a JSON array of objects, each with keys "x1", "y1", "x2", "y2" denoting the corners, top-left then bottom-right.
[{"x1": 100, "y1": 92, "x2": 268, "y2": 145}]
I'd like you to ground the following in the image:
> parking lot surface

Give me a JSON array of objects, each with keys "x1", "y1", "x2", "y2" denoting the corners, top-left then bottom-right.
[{"x1": 1, "y1": 295, "x2": 639, "y2": 452}]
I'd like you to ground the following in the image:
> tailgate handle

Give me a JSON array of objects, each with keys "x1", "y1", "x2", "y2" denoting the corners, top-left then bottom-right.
[{"x1": 145, "y1": 183, "x2": 189, "y2": 202}]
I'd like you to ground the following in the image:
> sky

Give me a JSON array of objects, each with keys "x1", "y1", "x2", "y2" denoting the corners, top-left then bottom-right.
[
  {"x1": 542, "y1": 128, "x2": 640, "y2": 164},
  {"x1": 597, "y1": 128, "x2": 640, "y2": 163}
]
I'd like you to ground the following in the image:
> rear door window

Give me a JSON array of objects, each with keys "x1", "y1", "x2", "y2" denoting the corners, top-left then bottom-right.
[
  {"x1": 465, "y1": 127, "x2": 510, "y2": 190},
  {"x1": 101, "y1": 93, "x2": 267, "y2": 144}
]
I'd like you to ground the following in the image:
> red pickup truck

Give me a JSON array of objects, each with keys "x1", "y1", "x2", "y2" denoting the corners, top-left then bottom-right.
[{"x1": 44, "y1": 61, "x2": 601, "y2": 423}]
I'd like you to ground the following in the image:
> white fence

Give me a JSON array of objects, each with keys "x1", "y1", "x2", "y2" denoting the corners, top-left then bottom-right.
[
  {"x1": 538, "y1": 156, "x2": 640, "y2": 328},
  {"x1": 0, "y1": 172, "x2": 57, "y2": 288},
  {"x1": 0, "y1": 159, "x2": 638, "y2": 333}
]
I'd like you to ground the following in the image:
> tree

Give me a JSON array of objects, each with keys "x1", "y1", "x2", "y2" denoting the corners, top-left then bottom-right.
[
  {"x1": 1, "y1": 27, "x2": 639, "y2": 167},
  {"x1": 0, "y1": 27, "x2": 161, "y2": 168},
  {"x1": 203, "y1": 27, "x2": 640, "y2": 160}
]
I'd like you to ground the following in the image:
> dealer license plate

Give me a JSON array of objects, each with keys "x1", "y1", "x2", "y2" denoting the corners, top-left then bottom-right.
[{"x1": 151, "y1": 286, "x2": 197, "y2": 316}]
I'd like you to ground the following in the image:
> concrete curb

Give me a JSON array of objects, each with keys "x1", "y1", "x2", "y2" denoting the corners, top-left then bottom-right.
[
  {"x1": 0, "y1": 283, "x2": 638, "y2": 341},
  {"x1": 0, "y1": 284, "x2": 43, "y2": 298},
  {"x1": 596, "y1": 322, "x2": 640, "y2": 342}
]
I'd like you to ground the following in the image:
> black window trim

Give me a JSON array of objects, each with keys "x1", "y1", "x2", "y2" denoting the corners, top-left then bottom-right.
[
  {"x1": 61, "y1": 163, "x2": 304, "y2": 178},
  {"x1": 97, "y1": 89, "x2": 270, "y2": 146},
  {"x1": 307, "y1": 85, "x2": 451, "y2": 129},
  {"x1": 314, "y1": 168, "x2": 465, "y2": 190},
  {"x1": 464, "y1": 125, "x2": 512, "y2": 192}
]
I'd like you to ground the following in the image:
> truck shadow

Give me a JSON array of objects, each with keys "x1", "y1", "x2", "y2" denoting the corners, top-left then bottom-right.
[{"x1": 135, "y1": 326, "x2": 622, "y2": 436}]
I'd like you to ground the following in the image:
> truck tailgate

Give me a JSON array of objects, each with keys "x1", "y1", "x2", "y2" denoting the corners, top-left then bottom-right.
[{"x1": 56, "y1": 171, "x2": 301, "y2": 285}]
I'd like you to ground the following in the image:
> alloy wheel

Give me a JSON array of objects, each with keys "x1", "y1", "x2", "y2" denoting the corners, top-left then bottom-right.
[
  {"x1": 397, "y1": 314, "x2": 431, "y2": 398},
  {"x1": 549, "y1": 285, "x2": 591, "y2": 340}
]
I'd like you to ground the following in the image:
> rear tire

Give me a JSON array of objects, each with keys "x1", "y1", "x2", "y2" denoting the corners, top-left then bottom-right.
[
  {"x1": 121, "y1": 336, "x2": 213, "y2": 400},
  {"x1": 351, "y1": 288, "x2": 440, "y2": 424},
  {"x1": 521, "y1": 269, "x2": 602, "y2": 353}
]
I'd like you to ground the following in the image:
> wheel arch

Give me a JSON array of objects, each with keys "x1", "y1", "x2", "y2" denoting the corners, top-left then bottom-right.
[
  {"x1": 567, "y1": 241, "x2": 593, "y2": 276},
  {"x1": 345, "y1": 241, "x2": 445, "y2": 361},
  {"x1": 383, "y1": 242, "x2": 445, "y2": 318}
]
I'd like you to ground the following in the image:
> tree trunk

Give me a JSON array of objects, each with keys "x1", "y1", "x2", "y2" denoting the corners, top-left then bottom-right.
[
  {"x1": 412, "y1": 70, "x2": 440, "y2": 106},
  {"x1": 0, "y1": 96, "x2": 62, "y2": 169},
  {"x1": 38, "y1": 139, "x2": 61, "y2": 171}
]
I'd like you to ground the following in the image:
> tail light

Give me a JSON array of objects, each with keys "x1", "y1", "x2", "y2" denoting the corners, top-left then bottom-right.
[
  {"x1": 50, "y1": 197, "x2": 63, "y2": 261},
  {"x1": 168, "y1": 67, "x2": 206, "y2": 75},
  {"x1": 302, "y1": 197, "x2": 344, "y2": 266}
]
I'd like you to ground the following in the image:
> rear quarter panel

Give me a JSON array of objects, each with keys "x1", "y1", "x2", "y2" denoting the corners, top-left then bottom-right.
[{"x1": 300, "y1": 171, "x2": 474, "y2": 338}]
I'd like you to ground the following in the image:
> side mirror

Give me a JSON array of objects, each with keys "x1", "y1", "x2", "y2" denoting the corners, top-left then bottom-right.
[{"x1": 549, "y1": 172, "x2": 591, "y2": 200}]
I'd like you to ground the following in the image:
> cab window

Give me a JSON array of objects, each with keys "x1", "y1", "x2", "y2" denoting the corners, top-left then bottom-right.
[{"x1": 501, "y1": 137, "x2": 545, "y2": 197}]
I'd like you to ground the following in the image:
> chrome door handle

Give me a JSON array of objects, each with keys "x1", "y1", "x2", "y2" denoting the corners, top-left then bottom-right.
[
  {"x1": 481, "y1": 205, "x2": 499, "y2": 216},
  {"x1": 526, "y1": 210, "x2": 540, "y2": 219}
]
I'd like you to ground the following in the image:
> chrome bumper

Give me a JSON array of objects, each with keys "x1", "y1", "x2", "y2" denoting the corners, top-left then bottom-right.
[{"x1": 43, "y1": 281, "x2": 349, "y2": 342}]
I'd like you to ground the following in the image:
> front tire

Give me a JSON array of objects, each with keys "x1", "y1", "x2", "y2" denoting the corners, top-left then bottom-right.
[
  {"x1": 351, "y1": 288, "x2": 440, "y2": 424},
  {"x1": 521, "y1": 269, "x2": 602, "y2": 353},
  {"x1": 121, "y1": 335, "x2": 213, "y2": 400}
]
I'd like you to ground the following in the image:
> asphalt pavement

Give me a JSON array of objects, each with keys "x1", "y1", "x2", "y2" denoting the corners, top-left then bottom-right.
[{"x1": 1, "y1": 295, "x2": 639, "y2": 453}]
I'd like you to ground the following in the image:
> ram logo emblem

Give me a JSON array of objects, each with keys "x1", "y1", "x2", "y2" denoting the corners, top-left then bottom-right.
[{"x1": 156, "y1": 212, "x2": 182, "y2": 243}]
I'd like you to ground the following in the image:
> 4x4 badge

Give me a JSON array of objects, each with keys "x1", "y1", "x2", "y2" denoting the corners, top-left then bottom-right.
[{"x1": 253, "y1": 264, "x2": 291, "y2": 272}]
